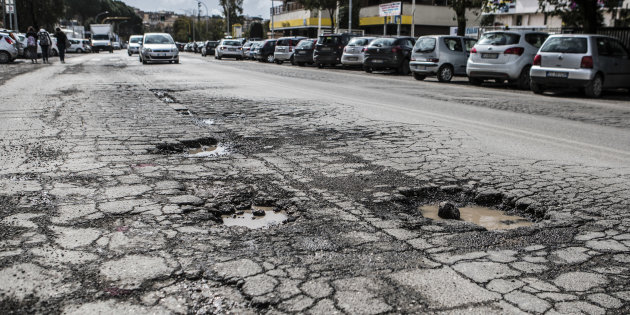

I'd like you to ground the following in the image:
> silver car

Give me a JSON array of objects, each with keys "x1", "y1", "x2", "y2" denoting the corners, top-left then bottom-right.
[
  {"x1": 139, "y1": 33, "x2": 179, "y2": 64},
  {"x1": 341, "y1": 37, "x2": 376, "y2": 66},
  {"x1": 410, "y1": 35, "x2": 477, "y2": 82},
  {"x1": 0, "y1": 33, "x2": 18, "y2": 63},
  {"x1": 215, "y1": 39, "x2": 243, "y2": 60},
  {"x1": 127, "y1": 35, "x2": 143, "y2": 56},
  {"x1": 530, "y1": 35, "x2": 630, "y2": 98},
  {"x1": 274, "y1": 36, "x2": 306, "y2": 64},
  {"x1": 467, "y1": 30, "x2": 548, "y2": 89}
]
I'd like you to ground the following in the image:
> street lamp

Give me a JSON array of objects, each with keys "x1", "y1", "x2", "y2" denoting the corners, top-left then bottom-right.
[{"x1": 95, "y1": 11, "x2": 109, "y2": 24}]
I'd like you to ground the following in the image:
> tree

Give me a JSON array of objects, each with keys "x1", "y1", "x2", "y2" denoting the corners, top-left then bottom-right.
[
  {"x1": 450, "y1": 0, "x2": 483, "y2": 36},
  {"x1": 173, "y1": 16, "x2": 193, "y2": 42},
  {"x1": 297, "y1": 0, "x2": 339, "y2": 31},
  {"x1": 16, "y1": 0, "x2": 65, "y2": 31},
  {"x1": 338, "y1": 0, "x2": 361, "y2": 30},
  {"x1": 219, "y1": 0, "x2": 243, "y2": 34},
  {"x1": 249, "y1": 22, "x2": 263, "y2": 38},
  {"x1": 538, "y1": 0, "x2": 624, "y2": 33}
]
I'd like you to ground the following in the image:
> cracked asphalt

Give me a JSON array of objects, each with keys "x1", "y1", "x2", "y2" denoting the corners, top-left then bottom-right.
[{"x1": 1, "y1": 51, "x2": 629, "y2": 314}]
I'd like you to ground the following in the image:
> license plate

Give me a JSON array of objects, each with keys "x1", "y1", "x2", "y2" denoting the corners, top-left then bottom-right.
[
  {"x1": 481, "y1": 53, "x2": 499, "y2": 59},
  {"x1": 546, "y1": 71, "x2": 569, "y2": 78},
  {"x1": 348, "y1": 57, "x2": 358, "y2": 61},
  {"x1": 298, "y1": 51, "x2": 306, "y2": 54},
  {"x1": 372, "y1": 59, "x2": 383, "y2": 63},
  {"x1": 415, "y1": 65, "x2": 426, "y2": 70},
  {"x1": 229, "y1": 48, "x2": 235, "y2": 51},
  {"x1": 321, "y1": 47, "x2": 331, "y2": 51}
]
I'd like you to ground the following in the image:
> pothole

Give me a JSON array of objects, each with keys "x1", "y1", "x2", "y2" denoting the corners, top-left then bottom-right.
[
  {"x1": 419, "y1": 204, "x2": 532, "y2": 230},
  {"x1": 221, "y1": 206, "x2": 288, "y2": 229},
  {"x1": 151, "y1": 89, "x2": 178, "y2": 103},
  {"x1": 153, "y1": 137, "x2": 228, "y2": 156},
  {"x1": 187, "y1": 145, "x2": 228, "y2": 157}
]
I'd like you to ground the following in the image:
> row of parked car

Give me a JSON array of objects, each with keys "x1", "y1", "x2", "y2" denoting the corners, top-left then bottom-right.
[
  {"x1": 186, "y1": 30, "x2": 630, "y2": 98},
  {"x1": 0, "y1": 28, "x2": 98, "y2": 63}
]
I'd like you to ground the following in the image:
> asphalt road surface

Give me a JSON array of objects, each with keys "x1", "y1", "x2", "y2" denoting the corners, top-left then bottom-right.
[{"x1": 1, "y1": 51, "x2": 629, "y2": 314}]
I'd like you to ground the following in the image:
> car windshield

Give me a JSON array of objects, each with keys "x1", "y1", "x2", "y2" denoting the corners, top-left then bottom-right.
[
  {"x1": 277, "y1": 39, "x2": 291, "y2": 46},
  {"x1": 93, "y1": 34, "x2": 109, "y2": 40},
  {"x1": 414, "y1": 37, "x2": 436, "y2": 52},
  {"x1": 297, "y1": 40, "x2": 314, "y2": 49},
  {"x1": 207, "y1": 42, "x2": 218, "y2": 47},
  {"x1": 369, "y1": 38, "x2": 396, "y2": 47},
  {"x1": 144, "y1": 34, "x2": 173, "y2": 44},
  {"x1": 478, "y1": 32, "x2": 520, "y2": 45},
  {"x1": 347, "y1": 38, "x2": 370, "y2": 46},
  {"x1": 318, "y1": 36, "x2": 340, "y2": 45},
  {"x1": 130, "y1": 37, "x2": 142, "y2": 43},
  {"x1": 540, "y1": 37, "x2": 588, "y2": 54},
  {"x1": 222, "y1": 40, "x2": 240, "y2": 46}
]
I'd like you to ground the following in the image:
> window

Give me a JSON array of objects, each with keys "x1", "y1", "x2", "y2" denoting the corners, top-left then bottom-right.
[
  {"x1": 130, "y1": 37, "x2": 142, "y2": 44},
  {"x1": 414, "y1": 37, "x2": 436, "y2": 53},
  {"x1": 296, "y1": 40, "x2": 314, "y2": 49},
  {"x1": 464, "y1": 38, "x2": 477, "y2": 52},
  {"x1": 222, "y1": 40, "x2": 241, "y2": 46},
  {"x1": 318, "y1": 36, "x2": 341, "y2": 45},
  {"x1": 525, "y1": 33, "x2": 548, "y2": 48},
  {"x1": 144, "y1": 34, "x2": 174, "y2": 44},
  {"x1": 541, "y1": 37, "x2": 588, "y2": 54},
  {"x1": 277, "y1": 39, "x2": 290, "y2": 46},
  {"x1": 347, "y1": 37, "x2": 370, "y2": 46},
  {"x1": 596, "y1": 38, "x2": 610, "y2": 56},
  {"x1": 369, "y1": 38, "x2": 396, "y2": 47},
  {"x1": 608, "y1": 39, "x2": 629, "y2": 58},
  {"x1": 444, "y1": 38, "x2": 462, "y2": 51},
  {"x1": 516, "y1": 15, "x2": 523, "y2": 26},
  {"x1": 478, "y1": 32, "x2": 520, "y2": 46}
]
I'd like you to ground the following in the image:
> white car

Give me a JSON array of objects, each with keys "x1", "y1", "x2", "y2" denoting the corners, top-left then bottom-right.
[
  {"x1": 139, "y1": 33, "x2": 179, "y2": 64},
  {"x1": 66, "y1": 38, "x2": 88, "y2": 53},
  {"x1": 0, "y1": 32, "x2": 18, "y2": 63},
  {"x1": 467, "y1": 30, "x2": 548, "y2": 89},
  {"x1": 127, "y1": 35, "x2": 143, "y2": 56},
  {"x1": 341, "y1": 36, "x2": 376, "y2": 66},
  {"x1": 215, "y1": 39, "x2": 243, "y2": 60}
]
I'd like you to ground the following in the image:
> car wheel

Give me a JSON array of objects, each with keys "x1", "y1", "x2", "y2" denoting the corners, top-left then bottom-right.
[
  {"x1": 437, "y1": 64, "x2": 454, "y2": 82},
  {"x1": 109, "y1": 49, "x2": 113, "y2": 53},
  {"x1": 217, "y1": 55, "x2": 222, "y2": 60},
  {"x1": 266, "y1": 54, "x2": 274, "y2": 63},
  {"x1": 469, "y1": 77, "x2": 483, "y2": 86},
  {"x1": 317, "y1": 63, "x2": 324, "y2": 69},
  {"x1": 142, "y1": 59, "x2": 147, "y2": 64},
  {"x1": 583, "y1": 74, "x2": 603, "y2": 98},
  {"x1": 0, "y1": 52, "x2": 10, "y2": 64},
  {"x1": 530, "y1": 81, "x2": 545, "y2": 94},
  {"x1": 363, "y1": 66, "x2": 372, "y2": 73},
  {"x1": 290, "y1": 56, "x2": 295, "y2": 65},
  {"x1": 175, "y1": 59, "x2": 179, "y2": 64},
  {"x1": 398, "y1": 58, "x2": 410, "y2": 75},
  {"x1": 516, "y1": 65, "x2": 531, "y2": 90},
  {"x1": 413, "y1": 73, "x2": 426, "y2": 81}
]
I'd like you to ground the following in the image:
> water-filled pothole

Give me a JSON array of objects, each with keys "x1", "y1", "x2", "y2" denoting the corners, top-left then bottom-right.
[
  {"x1": 419, "y1": 204, "x2": 532, "y2": 230},
  {"x1": 187, "y1": 145, "x2": 228, "y2": 157},
  {"x1": 153, "y1": 137, "x2": 227, "y2": 156},
  {"x1": 222, "y1": 206, "x2": 288, "y2": 229}
]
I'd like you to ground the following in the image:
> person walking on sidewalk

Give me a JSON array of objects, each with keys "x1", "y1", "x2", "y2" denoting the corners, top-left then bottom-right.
[
  {"x1": 38, "y1": 29, "x2": 51, "y2": 64},
  {"x1": 25, "y1": 27, "x2": 39, "y2": 64},
  {"x1": 55, "y1": 28, "x2": 69, "y2": 64}
]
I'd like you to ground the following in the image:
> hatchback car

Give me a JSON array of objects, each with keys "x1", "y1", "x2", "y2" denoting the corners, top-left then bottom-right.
[
  {"x1": 139, "y1": 33, "x2": 179, "y2": 64},
  {"x1": 363, "y1": 36, "x2": 416, "y2": 74},
  {"x1": 530, "y1": 35, "x2": 630, "y2": 97},
  {"x1": 245, "y1": 41, "x2": 261, "y2": 59},
  {"x1": 313, "y1": 33, "x2": 358, "y2": 67},
  {"x1": 201, "y1": 40, "x2": 219, "y2": 57},
  {"x1": 255, "y1": 39, "x2": 277, "y2": 62},
  {"x1": 274, "y1": 36, "x2": 307, "y2": 64},
  {"x1": 215, "y1": 39, "x2": 243, "y2": 60},
  {"x1": 0, "y1": 33, "x2": 18, "y2": 63},
  {"x1": 410, "y1": 35, "x2": 477, "y2": 82},
  {"x1": 66, "y1": 38, "x2": 88, "y2": 53},
  {"x1": 294, "y1": 39, "x2": 317, "y2": 66},
  {"x1": 127, "y1": 35, "x2": 143, "y2": 56},
  {"x1": 341, "y1": 37, "x2": 376, "y2": 67},
  {"x1": 467, "y1": 30, "x2": 548, "y2": 89}
]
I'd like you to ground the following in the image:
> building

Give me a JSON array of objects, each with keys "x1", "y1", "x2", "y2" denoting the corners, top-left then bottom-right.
[
  {"x1": 269, "y1": 1, "x2": 334, "y2": 37},
  {"x1": 134, "y1": 9, "x2": 180, "y2": 30},
  {"x1": 358, "y1": 0, "x2": 480, "y2": 36}
]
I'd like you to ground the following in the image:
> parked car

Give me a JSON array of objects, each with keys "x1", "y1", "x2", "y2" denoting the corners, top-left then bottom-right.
[
  {"x1": 81, "y1": 40, "x2": 92, "y2": 52},
  {"x1": 244, "y1": 41, "x2": 261, "y2": 59},
  {"x1": 313, "y1": 33, "x2": 358, "y2": 68},
  {"x1": 530, "y1": 34, "x2": 630, "y2": 97},
  {"x1": 467, "y1": 30, "x2": 548, "y2": 89},
  {"x1": 255, "y1": 39, "x2": 277, "y2": 62},
  {"x1": 410, "y1": 35, "x2": 477, "y2": 82},
  {"x1": 201, "y1": 40, "x2": 219, "y2": 57},
  {"x1": 185, "y1": 43, "x2": 194, "y2": 52},
  {"x1": 341, "y1": 36, "x2": 376, "y2": 67},
  {"x1": 127, "y1": 35, "x2": 143, "y2": 56},
  {"x1": 294, "y1": 39, "x2": 317, "y2": 66},
  {"x1": 215, "y1": 39, "x2": 243, "y2": 60},
  {"x1": 175, "y1": 42, "x2": 185, "y2": 51},
  {"x1": 66, "y1": 38, "x2": 89, "y2": 53},
  {"x1": 139, "y1": 33, "x2": 179, "y2": 64},
  {"x1": 273, "y1": 36, "x2": 307, "y2": 64},
  {"x1": 194, "y1": 41, "x2": 205, "y2": 53},
  {"x1": 363, "y1": 36, "x2": 416, "y2": 74},
  {"x1": 0, "y1": 32, "x2": 18, "y2": 63},
  {"x1": 112, "y1": 41, "x2": 121, "y2": 50}
]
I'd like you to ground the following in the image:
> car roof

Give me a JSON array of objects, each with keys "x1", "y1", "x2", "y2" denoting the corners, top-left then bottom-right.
[{"x1": 484, "y1": 30, "x2": 547, "y2": 35}]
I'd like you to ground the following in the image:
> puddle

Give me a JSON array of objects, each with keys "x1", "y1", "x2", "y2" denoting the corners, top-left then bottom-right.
[
  {"x1": 222, "y1": 206, "x2": 288, "y2": 229},
  {"x1": 419, "y1": 204, "x2": 532, "y2": 230},
  {"x1": 187, "y1": 145, "x2": 228, "y2": 157},
  {"x1": 175, "y1": 108, "x2": 193, "y2": 116},
  {"x1": 202, "y1": 119, "x2": 214, "y2": 125}
]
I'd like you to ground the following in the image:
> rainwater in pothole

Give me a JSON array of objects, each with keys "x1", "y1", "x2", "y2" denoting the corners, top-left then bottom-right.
[
  {"x1": 187, "y1": 145, "x2": 228, "y2": 157},
  {"x1": 419, "y1": 205, "x2": 532, "y2": 230},
  {"x1": 222, "y1": 206, "x2": 288, "y2": 229}
]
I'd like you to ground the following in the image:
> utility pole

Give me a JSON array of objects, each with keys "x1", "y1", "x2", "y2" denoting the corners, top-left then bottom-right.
[
  {"x1": 226, "y1": 2, "x2": 230, "y2": 36},
  {"x1": 192, "y1": 10, "x2": 195, "y2": 42},
  {"x1": 13, "y1": 0, "x2": 18, "y2": 31},
  {"x1": 270, "y1": 0, "x2": 274, "y2": 38},
  {"x1": 197, "y1": 1, "x2": 201, "y2": 39},
  {"x1": 348, "y1": 0, "x2": 352, "y2": 34},
  {"x1": 335, "y1": 1, "x2": 339, "y2": 33},
  {"x1": 411, "y1": 0, "x2": 416, "y2": 38}
]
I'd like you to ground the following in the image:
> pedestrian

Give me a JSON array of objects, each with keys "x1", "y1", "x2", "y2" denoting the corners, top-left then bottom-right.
[
  {"x1": 38, "y1": 29, "x2": 51, "y2": 64},
  {"x1": 55, "y1": 28, "x2": 69, "y2": 64},
  {"x1": 25, "y1": 26, "x2": 38, "y2": 64}
]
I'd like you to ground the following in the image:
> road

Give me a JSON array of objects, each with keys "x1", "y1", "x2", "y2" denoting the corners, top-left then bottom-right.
[{"x1": 0, "y1": 51, "x2": 629, "y2": 314}]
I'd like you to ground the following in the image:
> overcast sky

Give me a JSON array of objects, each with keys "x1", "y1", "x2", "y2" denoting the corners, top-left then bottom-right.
[{"x1": 121, "y1": 0, "x2": 270, "y2": 19}]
